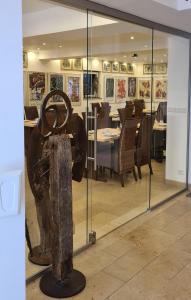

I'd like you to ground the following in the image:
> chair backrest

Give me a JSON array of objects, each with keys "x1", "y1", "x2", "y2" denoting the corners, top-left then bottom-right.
[
  {"x1": 97, "y1": 108, "x2": 110, "y2": 129},
  {"x1": 92, "y1": 102, "x2": 101, "y2": 114},
  {"x1": 134, "y1": 99, "x2": 145, "y2": 119},
  {"x1": 24, "y1": 106, "x2": 39, "y2": 120},
  {"x1": 156, "y1": 101, "x2": 167, "y2": 123},
  {"x1": 118, "y1": 118, "x2": 138, "y2": 173},
  {"x1": 101, "y1": 102, "x2": 111, "y2": 112},
  {"x1": 118, "y1": 106, "x2": 134, "y2": 124},
  {"x1": 136, "y1": 114, "x2": 155, "y2": 164}
]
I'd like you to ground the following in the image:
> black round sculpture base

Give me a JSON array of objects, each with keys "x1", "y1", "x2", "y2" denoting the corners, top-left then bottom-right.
[
  {"x1": 40, "y1": 270, "x2": 86, "y2": 298},
  {"x1": 28, "y1": 246, "x2": 51, "y2": 266}
]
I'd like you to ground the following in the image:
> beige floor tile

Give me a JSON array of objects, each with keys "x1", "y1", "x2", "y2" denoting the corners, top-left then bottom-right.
[{"x1": 145, "y1": 247, "x2": 191, "y2": 279}]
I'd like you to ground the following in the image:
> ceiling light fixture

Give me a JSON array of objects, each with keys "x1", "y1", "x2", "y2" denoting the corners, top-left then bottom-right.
[
  {"x1": 58, "y1": 45, "x2": 62, "y2": 48},
  {"x1": 42, "y1": 42, "x2": 46, "y2": 46},
  {"x1": 130, "y1": 36, "x2": 134, "y2": 40},
  {"x1": 123, "y1": 55, "x2": 127, "y2": 58},
  {"x1": 144, "y1": 45, "x2": 148, "y2": 48}
]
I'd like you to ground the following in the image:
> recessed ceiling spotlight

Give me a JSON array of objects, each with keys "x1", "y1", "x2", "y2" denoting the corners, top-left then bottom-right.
[
  {"x1": 42, "y1": 42, "x2": 46, "y2": 46},
  {"x1": 58, "y1": 45, "x2": 62, "y2": 48},
  {"x1": 144, "y1": 45, "x2": 148, "y2": 48},
  {"x1": 130, "y1": 36, "x2": 134, "y2": 40},
  {"x1": 163, "y1": 54, "x2": 167, "y2": 57},
  {"x1": 37, "y1": 47, "x2": 40, "y2": 50},
  {"x1": 123, "y1": 55, "x2": 127, "y2": 58}
]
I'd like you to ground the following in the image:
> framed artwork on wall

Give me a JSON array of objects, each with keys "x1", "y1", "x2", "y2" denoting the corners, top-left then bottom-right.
[
  {"x1": 155, "y1": 63, "x2": 167, "y2": 74},
  {"x1": 105, "y1": 76, "x2": 115, "y2": 102},
  {"x1": 60, "y1": 58, "x2": 72, "y2": 70},
  {"x1": 143, "y1": 64, "x2": 155, "y2": 74},
  {"x1": 127, "y1": 63, "x2": 134, "y2": 74},
  {"x1": 138, "y1": 78, "x2": 151, "y2": 99},
  {"x1": 154, "y1": 79, "x2": 167, "y2": 99},
  {"x1": 83, "y1": 72, "x2": 99, "y2": 98},
  {"x1": 115, "y1": 77, "x2": 127, "y2": 103},
  {"x1": 23, "y1": 51, "x2": 28, "y2": 68},
  {"x1": 119, "y1": 62, "x2": 128, "y2": 73},
  {"x1": 112, "y1": 62, "x2": 120, "y2": 73},
  {"x1": 66, "y1": 75, "x2": 81, "y2": 105},
  {"x1": 128, "y1": 77, "x2": 137, "y2": 98},
  {"x1": 103, "y1": 61, "x2": 112, "y2": 73},
  {"x1": 29, "y1": 72, "x2": 46, "y2": 101},
  {"x1": 73, "y1": 58, "x2": 83, "y2": 71},
  {"x1": 49, "y1": 73, "x2": 64, "y2": 102}
]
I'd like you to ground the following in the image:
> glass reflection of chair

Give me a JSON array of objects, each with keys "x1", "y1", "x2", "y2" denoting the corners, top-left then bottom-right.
[
  {"x1": 133, "y1": 99, "x2": 145, "y2": 119},
  {"x1": 156, "y1": 101, "x2": 167, "y2": 123},
  {"x1": 24, "y1": 105, "x2": 39, "y2": 120},
  {"x1": 118, "y1": 106, "x2": 134, "y2": 124}
]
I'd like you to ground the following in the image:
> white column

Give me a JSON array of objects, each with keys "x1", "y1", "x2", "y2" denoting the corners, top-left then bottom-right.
[{"x1": 166, "y1": 35, "x2": 189, "y2": 183}]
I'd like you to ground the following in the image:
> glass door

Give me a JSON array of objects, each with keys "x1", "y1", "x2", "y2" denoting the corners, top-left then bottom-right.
[{"x1": 86, "y1": 11, "x2": 153, "y2": 240}]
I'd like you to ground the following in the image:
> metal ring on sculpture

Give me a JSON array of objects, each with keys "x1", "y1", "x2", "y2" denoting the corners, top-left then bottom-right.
[{"x1": 40, "y1": 90, "x2": 72, "y2": 135}]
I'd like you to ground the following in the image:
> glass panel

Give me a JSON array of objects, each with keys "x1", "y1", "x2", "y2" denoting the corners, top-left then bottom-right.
[
  {"x1": 87, "y1": 11, "x2": 153, "y2": 239},
  {"x1": 151, "y1": 31, "x2": 189, "y2": 206},
  {"x1": 23, "y1": 1, "x2": 88, "y2": 279}
]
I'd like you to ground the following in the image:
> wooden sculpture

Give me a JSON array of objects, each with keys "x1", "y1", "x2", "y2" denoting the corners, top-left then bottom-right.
[{"x1": 26, "y1": 90, "x2": 86, "y2": 297}]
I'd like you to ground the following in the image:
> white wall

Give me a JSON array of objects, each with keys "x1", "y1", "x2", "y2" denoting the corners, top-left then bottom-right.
[
  {"x1": 0, "y1": 1, "x2": 25, "y2": 299},
  {"x1": 166, "y1": 36, "x2": 189, "y2": 183}
]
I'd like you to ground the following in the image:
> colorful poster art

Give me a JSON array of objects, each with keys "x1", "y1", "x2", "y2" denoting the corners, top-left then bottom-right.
[
  {"x1": 29, "y1": 72, "x2": 46, "y2": 101},
  {"x1": 155, "y1": 79, "x2": 167, "y2": 99},
  {"x1": 50, "y1": 74, "x2": 64, "y2": 102},
  {"x1": 67, "y1": 76, "x2": 81, "y2": 105},
  {"x1": 128, "y1": 77, "x2": 137, "y2": 98},
  {"x1": 139, "y1": 79, "x2": 151, "y2": 99},
  {"x1": 105, "y1": 77, "x2": 115, "y2": 102},
  {"x1": 116, "y1": 78, "x2": 127, "y2": 103}
]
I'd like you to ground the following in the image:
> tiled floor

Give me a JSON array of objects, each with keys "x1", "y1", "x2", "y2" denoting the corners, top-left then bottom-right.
[
  {"x1": 26, "y1": 160, "x2": 184, "y2": 278},
  {"x1": 27, "y1": 192, "x2": 191, "y2": 300}
]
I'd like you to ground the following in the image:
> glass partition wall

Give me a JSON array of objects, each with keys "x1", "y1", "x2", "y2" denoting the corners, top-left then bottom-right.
[{"x1": 23, "y1": 0, "x2": 190, "y2": 282}]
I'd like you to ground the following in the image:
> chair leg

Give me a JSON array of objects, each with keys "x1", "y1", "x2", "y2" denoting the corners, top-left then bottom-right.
[
  {"x1": 137, "y1": 166, "x2": 142, "y2": 179},
  {"x1": 110, "y1": 169, "x2": 113, "y2": 178},
  {"x1": 149, "y1": 162, "x2": 153, "y2": 175},
  {"x1": 133, "y1": 167, "x2": 138, "y2": 181},
  {"x1": 120, "y1": 174, "x2": 125, "y2": 187}
]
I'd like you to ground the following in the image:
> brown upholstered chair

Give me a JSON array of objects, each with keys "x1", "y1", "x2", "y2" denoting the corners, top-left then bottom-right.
[
  {"x1": 156, "y1": 101, "x2": 167, "y2": 123},
  {"x1": 24, "y1": 106, "x2": 39, "y2": 120},
  {"x1": 92, "y1": 102, "x2": 101, "y2": 114},
  {"x1": 134, "y1": 99, "x2": 145, "y2": 119},
  {"x1": 112, "y1": 118, "x2": 138, "y2": 187},
  {"x1": 118, "y1": 106, "x2": 134, "y2": 124},
  {"x1": 101, "y1": 102, "x2": 111, "y2": 112},
  {"x1": 97, "y1": 108, "x2": 110, "y2": 129},
  {"x1": 135, "y1": 114, "x2": 155, "y2": 179}
]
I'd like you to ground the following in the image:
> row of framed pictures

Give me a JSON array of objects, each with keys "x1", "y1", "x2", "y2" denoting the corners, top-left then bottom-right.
[
  {"x1": 105, "y1": 76, "x2": 167, "y2": 103},
  {"x1": 25, "y1": 72, "x2": 167, "y2": 106},
  {"x1": 103, "y1": 61, "x2": 134, "y2": 74}
]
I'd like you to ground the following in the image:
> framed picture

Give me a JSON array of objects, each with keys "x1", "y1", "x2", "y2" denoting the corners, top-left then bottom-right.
[
  {"x1": 155, "y1": 63, "x2": 167, "y2": 74},
  {"x1": 128, "y1": 77, "x2": 137, "y2": 98},
  {"x1": 112, "y1": 62, "x2": 119, "y2": 73},
  {"x1": 138, "y1": 79, "x2": 151, "y2": 99},
  {"x1": 23, "y1": 51, "x2": 28, "y2": 68},
  {"x1": 66, "y1": 75, "x2": 81, "y2": 105},
  {"x1": 119, "y1": 62, "x2": 128, "y2": 73},
  {"x1": 154, "y1": 79, "x2": 167, "y2": 99},
  {"x1": 60, "y1": 58, "x2": 72, "y2": 70},
  {"x1": 83, "y1": 72, "x2": 99, "y2": 98},
  {"x1": 29, "y1": 72, "x2": 46, "y2": 101},
  {"x1": 127, "y1": 63, "x2": 134, "y2": 74},
  {"x1": 116, "y1": 77, "x2": 127, "y2": 103},
  {"x1": 49, "y1": 73, "x2": 64, "y2": 102},
  {"x1": 103, "y1": 61, "x2": 112, "y2": 73},
  {"x1": 143, "y1": 64, "x2": 155, "y2": 74},
  {"x1": 73, "y1": 58, "x2": 83, "y2": 71},
  {"x1": 105, "y1": 76, "x2": 115, "y2": 102}
]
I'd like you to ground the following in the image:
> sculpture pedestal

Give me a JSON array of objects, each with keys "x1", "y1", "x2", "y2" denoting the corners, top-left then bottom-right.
[{"x1": 40, "y1": 270, "x2": 86, "y2": 298}]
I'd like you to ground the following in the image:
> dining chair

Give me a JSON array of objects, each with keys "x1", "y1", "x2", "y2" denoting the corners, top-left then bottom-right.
[
  {"x1": 135, "y1": 114, "x2": 155, "y2": 179},
  {"x1": 112, "y1": 118, "x2": 138, "y2": 187},
  {"x1": 156, "y1": 101, "x2": 167, "y2": 123},
  {"x1": 101, "y1": 102, "x2": 111, "y2": 112},
  {"x1": 92, "y1": 102, "x2": 101, "y2": 114},
  {"x1": 97, "y1": 108, "x2": 111, "y2": 129},
  {"x1": 118, "y1": 106, "x2": 134, "y2": 124},
  {"x1": 133, "y1": 99, "x2": 145, "y2": 119},
  {"x1": 24, "y1": 106, "x2": 39, "y2": 120}
]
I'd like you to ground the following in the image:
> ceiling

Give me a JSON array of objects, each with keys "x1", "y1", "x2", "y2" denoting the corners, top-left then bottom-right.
[
  {"x1": 22, "y1": 0, "x2": 169, "y2": 63},
  {"x1": 90, "y1": 0, "x2": 191, "y2": 33}
]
